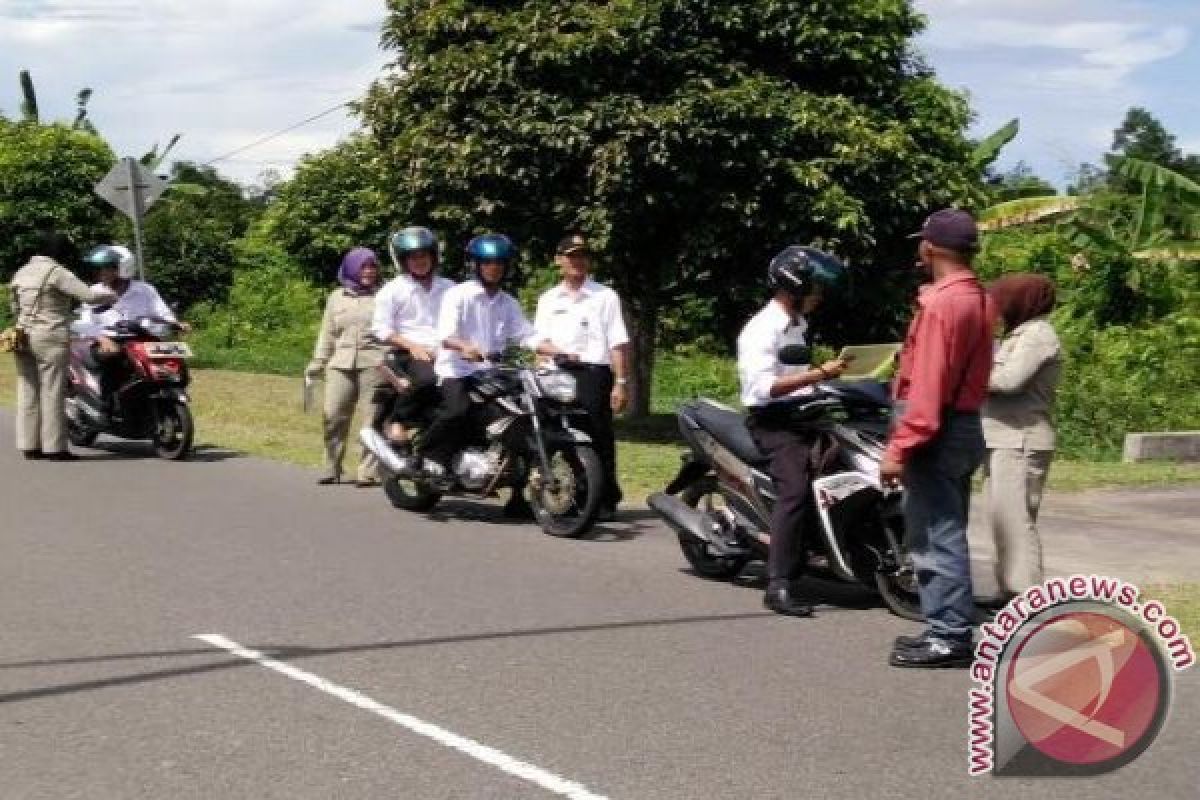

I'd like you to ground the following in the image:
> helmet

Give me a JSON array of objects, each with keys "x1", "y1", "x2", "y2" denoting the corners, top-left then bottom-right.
[
  {"x1": 110, "y1": 245, "x2": 137, "y2": 279},
  {"x1": 767, "y1": 246, "x2": 846, "y2": 297},
  {"x1": 388, "y1": 226, "x2": 439, "y2": 272},
  {"x1": 85, "y1": 244, "x2": 137, "y2": 279},
  {"x1": 465, "y1": 233, "x2": 518, "y2": 286}
]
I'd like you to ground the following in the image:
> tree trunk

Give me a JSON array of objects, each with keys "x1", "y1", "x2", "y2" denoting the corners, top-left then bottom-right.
[{"x1": 625, "y1": 302, "x2": 659, "y2": 419}]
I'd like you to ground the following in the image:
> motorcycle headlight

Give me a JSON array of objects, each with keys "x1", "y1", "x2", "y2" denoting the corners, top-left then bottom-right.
[{"x1": 537, "y1": 370, "x2": 577, "y2": 404}]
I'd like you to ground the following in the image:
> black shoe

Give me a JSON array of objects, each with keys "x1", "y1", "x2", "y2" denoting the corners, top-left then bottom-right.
[
  {"x1": 893, "y1": 630, "x2": 935, "y2": 650},
  {"x1": 21, "y1": 449, "x2": 44, "y2": 460},
  {"x1": 763, "y1": 586, "x2": 814, "y2": 618},
  {"x1": 889, "y1": 636, "x2": 974, "y2": 668},
  {"x1": 43, "y1": 451, "x2": 80, "y2": 462},
  {"x1": 316, "y1": 473, "x2": 341, "y2": 485},
  {"x1": 597, "y1": 505, "x2": 617, "y2": 523}
]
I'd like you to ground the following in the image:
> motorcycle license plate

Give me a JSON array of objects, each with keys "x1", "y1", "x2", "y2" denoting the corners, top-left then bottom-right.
[{"x1": 143, "y1": 341, "x2": 193, "y2": 359}]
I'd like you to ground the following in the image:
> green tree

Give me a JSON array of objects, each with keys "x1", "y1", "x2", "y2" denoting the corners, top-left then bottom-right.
[
  {"x1": 361, "y1": 0, "x2": 978, "y2": 415},
  {"x1": 985, "y1": 161, "x2": 1056, "y2": 204},
  {"x1": 0, "y1": 118, "x2": 116, "y2": 277},
  {"x1": 260, "y1": 135, "x2": 392, "y2": 285}
]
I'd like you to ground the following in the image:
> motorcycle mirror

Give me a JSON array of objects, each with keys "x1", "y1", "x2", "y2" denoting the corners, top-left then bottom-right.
[{"x1": 778, "y1": 344, "x2": 812, "y2": 366}]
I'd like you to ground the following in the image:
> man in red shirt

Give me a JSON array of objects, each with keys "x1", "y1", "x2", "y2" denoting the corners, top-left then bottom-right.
[{"x1": 880, "y1": 209, "x2": 994, "y2": 668}]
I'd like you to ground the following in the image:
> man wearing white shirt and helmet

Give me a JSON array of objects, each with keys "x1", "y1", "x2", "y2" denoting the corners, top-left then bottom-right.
[
  {"x1": 413, "y1": 233, "x2": 566, "y2": 504},
  {"x1": 76, "y1": 244, "x2": 186, "y2": 412},
  {"x1": 534, "y1": 232, "x2": 631, "y2": 521},
  {"x1": 737, "y1": 245, "x2": 849, "y2": 618},
  {"x1": 372, "y1": 226, "x2": 456, "y2": 438}
]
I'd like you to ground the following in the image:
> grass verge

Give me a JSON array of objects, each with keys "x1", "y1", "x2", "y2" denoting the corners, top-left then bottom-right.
[
  {"x1": 2, "y1": 358, "x2": 1199, "y2": 499},
  {"x1": 1145, "y1": 584, "x2": 1200, "y2": 640}
]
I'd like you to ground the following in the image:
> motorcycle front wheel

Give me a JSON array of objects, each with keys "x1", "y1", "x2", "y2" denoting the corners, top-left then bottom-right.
[
  {"x1": 153, "y1": 401, "x2": 194, "y2": 460},
  {"x1": 528, "y1": 444, "x2": 603, "y2": 538}
]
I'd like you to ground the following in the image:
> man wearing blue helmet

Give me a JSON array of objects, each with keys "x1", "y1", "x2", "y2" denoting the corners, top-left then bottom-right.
[
  {"x1": 737, "y1": 245, "x2": 850, "y2": 617},
  {"x1": 412, "y1": 233, "x2": 566, "y2": 502}
]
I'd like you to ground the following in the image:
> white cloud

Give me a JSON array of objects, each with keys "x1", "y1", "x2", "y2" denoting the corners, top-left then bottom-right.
[
  {"x1": 0, "y1": 0, "x2": 388, "y2": 184},
  {"x1": 915, "y1": 0, "x2": 1198, "y2": 183}
]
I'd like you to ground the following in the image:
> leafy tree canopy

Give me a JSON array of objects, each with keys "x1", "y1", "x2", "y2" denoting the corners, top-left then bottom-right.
[{"x1": 361, "y1": 0, "x2": 979, "y2": 412}]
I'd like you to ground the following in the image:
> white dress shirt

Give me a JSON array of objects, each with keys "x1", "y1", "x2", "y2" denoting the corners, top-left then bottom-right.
[
  {"x1": 371, "y1": 274, "x2": 456, "y2": 349},
  {"x1": 434, "y1": 280, "x2": 546, "y2": 379},
  {"x1": 737, "y1": 300, "x2": 813, "y2": 408},
  {"x1": 75, "y1": 280, "x2": 176, "y2": 337},
  {"x1": 533, "y1": 278, "x2": 630, "y2": 366}
]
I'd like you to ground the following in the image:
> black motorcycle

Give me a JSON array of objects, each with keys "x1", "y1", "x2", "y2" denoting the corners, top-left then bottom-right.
[
  {"x1": 647, "y1": 346, "x2": 921, "y2": 620},
  {"x1": 360, "y1": 351, "x2": 605, "y2": 538}
]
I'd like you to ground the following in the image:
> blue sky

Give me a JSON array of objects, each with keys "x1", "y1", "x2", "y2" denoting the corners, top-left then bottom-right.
[{"x1": 1, "y1": 0, "x2": 1197, "y2": 186}]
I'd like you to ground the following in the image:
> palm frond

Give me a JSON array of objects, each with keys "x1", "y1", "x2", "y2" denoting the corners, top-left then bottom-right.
[
  {"x1": 1132, "y1": 242, "x2": 1200, "y2": 261},
  {"x1": 18, "y1": 70, "x2": 39, "y2": 122},
  {"x1": 970, "y1": 118, "x2": 1019, "y2": 171},
  {"x1": 1108, "y1": 155, "x2": 1200, "y2": 199},
  {"x1": 978, "y1": 195, "x2": 1080, "y2": 231}
]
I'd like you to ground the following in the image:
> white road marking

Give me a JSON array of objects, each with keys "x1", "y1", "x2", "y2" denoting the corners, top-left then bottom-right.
[{"x1": 193, "y1": 633, "x2": 608, "y2": 800}]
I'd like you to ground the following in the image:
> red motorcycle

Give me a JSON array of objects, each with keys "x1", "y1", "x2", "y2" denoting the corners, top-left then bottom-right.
[{"x1": 66, "y1": 316, "x2": 195, "y2": 460}]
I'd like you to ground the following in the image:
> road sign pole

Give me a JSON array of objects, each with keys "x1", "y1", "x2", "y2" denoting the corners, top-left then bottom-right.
[{"x1": 125, "y1": 156, "x2": 148, "y2": 281}]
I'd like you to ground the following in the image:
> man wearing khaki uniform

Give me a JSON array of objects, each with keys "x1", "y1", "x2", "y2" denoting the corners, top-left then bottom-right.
[
  {"x1": 306, "y1": 248, "x2": 386, "y2": 486},
  {"x1": 8, "y1": 232, "x2": 116, "y2": 460}
]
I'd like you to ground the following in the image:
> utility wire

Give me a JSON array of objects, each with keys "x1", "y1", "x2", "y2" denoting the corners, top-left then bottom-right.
[{"x1": 202, "y1": 101, "x2": 352, "y2": 166}]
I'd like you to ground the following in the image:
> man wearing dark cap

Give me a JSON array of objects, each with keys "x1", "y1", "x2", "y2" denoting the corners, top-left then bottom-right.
[
  {"x1": 534, "y1": 233, "x2": 631, "y2": 521},
  {"x1": 880, "y1": 209, "x2": 994, "y2": 668}
]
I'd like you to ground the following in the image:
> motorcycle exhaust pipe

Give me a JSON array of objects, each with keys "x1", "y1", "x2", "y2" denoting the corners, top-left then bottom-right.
[
  {"x1": 647, "y1": 492, "x2": 745, "y2": 557},
  {"x1": 358, "y1": 427, "x2": 410, "y2": 475}
]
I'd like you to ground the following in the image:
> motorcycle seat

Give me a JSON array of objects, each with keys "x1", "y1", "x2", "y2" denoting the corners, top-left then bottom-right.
[
  {"x1": 688, "y1": 400, "x2": 770, "y2": 466},
  {"x1": 823, "y1": 380, "x2": 892, "y2": 410}
]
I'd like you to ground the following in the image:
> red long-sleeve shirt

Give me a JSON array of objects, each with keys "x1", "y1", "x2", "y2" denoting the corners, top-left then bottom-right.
[{"x1": 886, "y1": 271, "x2": 995, "y2": 464}]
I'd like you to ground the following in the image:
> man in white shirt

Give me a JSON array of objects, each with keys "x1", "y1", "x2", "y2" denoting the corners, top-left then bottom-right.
[
  {"x1": 414, "y1": 233, "x2": 565, "y2": 496},
  {"x1": 76, "y1": 244, "x2": 185, "y2": 411},
  {"x1": 534, "y1": 232, "x2": 631, "y2": 519},
  {"x1": 76, "y1": 245, "x2": 181, "y2": 339},
  {"x1": 737, "y1": 246, "x2": 848, "y2": 617},
  {"x1": 372, "y1": 226, "x2": 456, "y2": 437}
]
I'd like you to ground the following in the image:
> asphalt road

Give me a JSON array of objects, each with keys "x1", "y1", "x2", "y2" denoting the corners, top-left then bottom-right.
[{"x1": 2, "y1": 418, "x2": 1198, "y2": 799}]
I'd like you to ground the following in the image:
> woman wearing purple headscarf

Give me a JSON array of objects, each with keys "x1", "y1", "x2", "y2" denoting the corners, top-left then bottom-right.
[{"x1": 305, "y1": 247, "x2": 385, "y2": 485}]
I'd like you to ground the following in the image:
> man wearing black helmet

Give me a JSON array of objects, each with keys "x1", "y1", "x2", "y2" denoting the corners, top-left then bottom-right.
[
  {"x1": 372, "y1": 226, "x2": 456, "y2": 441},
  {"x1": 412, "y1": 234, "x2": 565, "y2": 504},
  {"x1": 737, "y1": 246, "x2": 850, "y2": 617}
]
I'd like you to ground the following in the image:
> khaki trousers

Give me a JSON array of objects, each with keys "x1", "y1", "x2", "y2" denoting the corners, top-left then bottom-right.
[
  {"x1": 14, "y1": 332, "x2": 70, "y2": 454},
  {"x1": 323, "y1": 367, "x2": 382, "y2": 481},
  {"x1": 983, "y1": 447, "x2": 1054, "y2": 596}
]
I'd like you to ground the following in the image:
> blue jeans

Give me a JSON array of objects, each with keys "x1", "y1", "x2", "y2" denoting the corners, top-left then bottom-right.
[{"x1": 899, "y1": 409, "x2": 985, "y2": 640}]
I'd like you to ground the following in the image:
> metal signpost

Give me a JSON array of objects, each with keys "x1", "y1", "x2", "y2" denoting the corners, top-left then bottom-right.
[{"x1": 94, "y1": 157, "x2": 168, "y2": 280}]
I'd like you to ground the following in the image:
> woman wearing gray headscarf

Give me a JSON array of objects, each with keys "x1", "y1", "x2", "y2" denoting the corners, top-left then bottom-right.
[
  {"x1": 982, "y1": 273, "x2": 1062, "y2": 598},
  {"x1": 8, "y1": 230, "x2": 116, "y2": 460},
  {"x1": 305, "y1": 248, "x2": 386, "y2": 486}
]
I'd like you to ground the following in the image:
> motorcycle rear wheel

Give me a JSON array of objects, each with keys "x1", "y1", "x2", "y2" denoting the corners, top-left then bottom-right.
[
  {"x1": 529, "y1": 444, "x2": 603, "y2": 538},
  {"x1": 153, "y1": 401, "x2": 194, "y2": 460},
  {"x1": 678, "y1": 479, "x2": 750, "y2": 580},
  {"x1": 383, "y1": 475, "x2": 442, "y2": 512},
  {"x1": 65, "y1": 395, "x2": 99, "y2": 448}
]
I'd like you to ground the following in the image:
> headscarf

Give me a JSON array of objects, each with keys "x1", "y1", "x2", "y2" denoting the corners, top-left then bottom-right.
[
  {"x1": 337, "y1": 247, "x2": 380, "y2": 295},
  {"x1": 987, "y1": 273, "x2": 1056, "y2": 334}
]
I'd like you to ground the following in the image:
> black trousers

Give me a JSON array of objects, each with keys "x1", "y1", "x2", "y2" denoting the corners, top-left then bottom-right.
[
  {"x1": 418, "y1": 376, "x2": 472, "y2": 466},
  {"x1": 747, "y1": 414, "x2": 813, "y2": 585},
  {"x1": 570, "y1": 364, "x2": 621, "y2": 507}
]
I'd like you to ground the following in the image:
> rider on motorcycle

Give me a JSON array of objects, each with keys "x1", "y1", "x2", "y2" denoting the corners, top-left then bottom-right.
[
  {"x1": 371, "y1": 226, "x2": 457, "y2": 443},
  {"x1": 75, "y1": 245, "x2": 186, "y2": 410},
  {"x1": 737, "y1": 245, "x2": 849, "y2": 617},
  {"x1": 410, "y1": 233, "x2": 568, "y2": 501}
]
